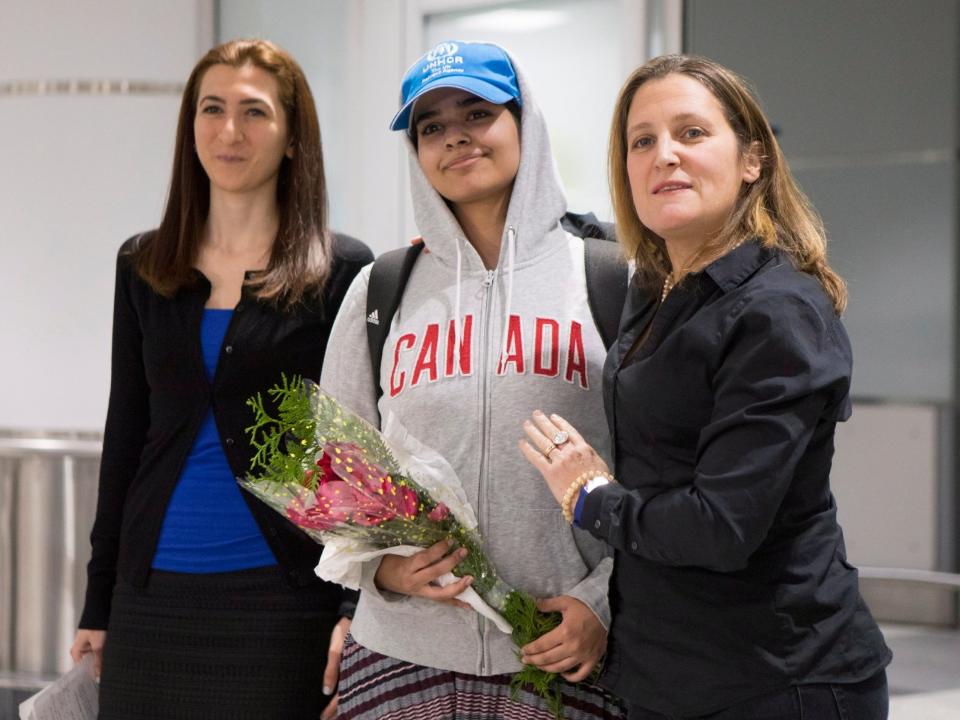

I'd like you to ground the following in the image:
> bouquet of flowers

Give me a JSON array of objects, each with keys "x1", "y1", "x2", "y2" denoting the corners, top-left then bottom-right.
[{"x1": 241, "y1": 375, "x2": 568, "y2": 716}]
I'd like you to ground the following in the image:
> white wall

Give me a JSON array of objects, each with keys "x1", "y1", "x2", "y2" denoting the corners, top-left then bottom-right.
[
  {"x1": 0, "y1": 0, "x2": 213, "y2": 431},
  {"x1": 686, "y1": 0, "x2": 959, "y2": 404},
  {"x1": 218, "y1": 0, "x2": 422, "y2": 256},
  {"x1": 216, "y1": 0, "x2": 672, "y2": 256},
  {"x1": 832, "y1": 404, "x2": 941, "y2": 570}
]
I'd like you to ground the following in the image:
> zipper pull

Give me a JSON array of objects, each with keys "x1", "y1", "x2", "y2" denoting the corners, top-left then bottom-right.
[{"x1": 482, "y1": 270, "x2": 495, "y2": 287}]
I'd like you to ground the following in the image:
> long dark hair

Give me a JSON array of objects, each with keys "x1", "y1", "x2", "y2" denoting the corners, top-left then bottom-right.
[
  {"x1": 609, "y1": 55, "x2": 847, "y2": 314},
  {"x1": 134, "y1": 38, "x2": 331, "y2": 306}
]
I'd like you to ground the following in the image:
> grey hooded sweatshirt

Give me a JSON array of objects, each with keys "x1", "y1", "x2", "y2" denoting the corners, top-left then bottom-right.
[{"x1": 320, "y1": 59, "x2": 613, "y2": 676}]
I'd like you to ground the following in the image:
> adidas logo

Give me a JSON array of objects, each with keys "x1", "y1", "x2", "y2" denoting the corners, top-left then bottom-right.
[{"x1": 367, "y1": 309, "x2": 379, "y2": 325}]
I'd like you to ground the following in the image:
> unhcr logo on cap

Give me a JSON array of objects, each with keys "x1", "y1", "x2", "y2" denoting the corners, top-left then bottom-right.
[
  {"x1": 426, "y1": 42, "x2": 458, "y2": 61},
  {"x1": 423, "y1": 42, "x2": 464, "y2": 76}
]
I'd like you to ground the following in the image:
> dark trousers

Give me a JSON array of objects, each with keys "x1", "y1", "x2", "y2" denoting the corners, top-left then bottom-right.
[{"x1": 628, "y1": 670, "x2": 888, "y2": 720}]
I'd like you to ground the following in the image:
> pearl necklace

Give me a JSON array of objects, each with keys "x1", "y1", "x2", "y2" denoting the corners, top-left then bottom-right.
[
  {"x1": 660, "y1": 273, "x2": 677, "y2": 303},
  {"x1": 660, "y1": 239, "x2": 748, "y2": 303}
]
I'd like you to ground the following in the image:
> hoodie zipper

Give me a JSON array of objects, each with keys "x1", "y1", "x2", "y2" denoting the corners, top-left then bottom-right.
[{"x1": 475, "y1": 266, "x2": 496, "y2": 675}]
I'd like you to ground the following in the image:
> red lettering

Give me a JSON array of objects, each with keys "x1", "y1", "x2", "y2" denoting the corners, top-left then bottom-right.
[
  {"x1": 411, "y1": 324, "x2": 440, "y2": 386},
  {"x1": 497, "y1": 314, "x2": 525, "y2": 375},
  {"x1": 444, "y1": 315, "x2": 473, "y2": 377},
  {"x1": 533, "y1": 318, "x2": 560, "y2": 377},
  {"x1": 564, "y1": 321, "x2": 588, "y2": 389},
  {"x1": 389, "y1": 333, "x2": 417, "y2": 397}
]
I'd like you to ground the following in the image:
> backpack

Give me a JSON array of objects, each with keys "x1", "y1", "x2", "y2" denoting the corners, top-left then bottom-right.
[{"x1": 365, "y1": 212, "x2": 628, "y2": 400}]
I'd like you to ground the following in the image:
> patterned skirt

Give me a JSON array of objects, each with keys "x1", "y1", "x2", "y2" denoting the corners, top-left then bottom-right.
[
  {"x1": 337, "y1": 634, "x2": 625, "y2": 720},
  {"x1": 98, "y1": 566, "x2": 340, "y2": 720}
]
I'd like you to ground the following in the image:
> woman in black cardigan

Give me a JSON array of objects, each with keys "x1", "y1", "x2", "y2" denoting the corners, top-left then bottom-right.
[
  {"x1": 69, "y1": 39, "x2": 372, "y2": 719},
  {"x1": 520, "y1": 55, "x2": 890, "y2": 719}
]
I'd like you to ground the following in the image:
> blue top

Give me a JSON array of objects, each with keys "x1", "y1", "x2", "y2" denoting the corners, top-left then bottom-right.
[{"x1": 152, "y1": 308, "x2": 277, "y2": 572}]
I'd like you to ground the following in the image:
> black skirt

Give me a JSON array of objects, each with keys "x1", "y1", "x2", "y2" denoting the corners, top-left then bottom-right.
[{"x1": 98, "y1": 566, "x2": 339, "y2": 720}]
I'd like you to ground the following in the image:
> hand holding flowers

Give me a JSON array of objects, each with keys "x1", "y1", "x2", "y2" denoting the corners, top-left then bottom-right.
[
  {"x1": 374, "y1": 538, "x2": 474, "y2": 609},
  {"x1": 522, "y1": 595, "x2": 607, "y2": 682}
]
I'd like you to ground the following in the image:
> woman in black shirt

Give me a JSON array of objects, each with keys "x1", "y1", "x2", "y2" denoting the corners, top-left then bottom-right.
[
  {"x1": 69, "y1": 39, "x2": 372, "y2": 719},
  {"x1": 520, "y1": 55, "x2": 890, "y2": 719}
]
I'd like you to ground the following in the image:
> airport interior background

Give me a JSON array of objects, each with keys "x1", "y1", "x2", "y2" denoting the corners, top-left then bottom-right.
[{"x1": 1, "y1": 0, "x2": 958, "y2": 717}]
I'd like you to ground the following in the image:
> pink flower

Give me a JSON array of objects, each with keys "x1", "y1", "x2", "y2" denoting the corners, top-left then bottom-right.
[
  {"x1": 323, "y1": 441, "x2": 389, "y2": 495},
  {"x1": 286, "y1": 486, "x2": 341, "y2": 531},
  {"x1": 427, "y1": 503, "x2": 450, "y2": 522},
  {"x1": 350, "y1": 486, "x2": 395, "y2": 526},
  {"x1": 289, "y1": 442, "x2": 426, "y2": 529},
  {"x1": 286, "y1": 475, "x2": 396, "y2": 531}
]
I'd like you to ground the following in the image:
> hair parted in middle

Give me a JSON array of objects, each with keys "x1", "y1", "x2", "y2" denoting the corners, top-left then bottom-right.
[
  {"x1": 133, "y1": 38, "x2": 331, "y2": 307},
  {"x1": 608, "y1": 54, "x2": 846, "y2": 314}
]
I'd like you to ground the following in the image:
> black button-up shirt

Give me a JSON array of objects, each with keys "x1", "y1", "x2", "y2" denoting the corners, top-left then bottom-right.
[
  {"x1": 79, "y1": 232, "x2": 373, "y2": 630},
  {"x1": 582, "y1": 241, "x2": 891, "y2": 715}
]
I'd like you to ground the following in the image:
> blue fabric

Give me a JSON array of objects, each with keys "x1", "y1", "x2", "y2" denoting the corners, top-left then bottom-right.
[
  {"x1": 152, "y1": 309, "x2": 277, "y2": 572},
  {"x1": 573, "y1": 487, "x2": 588, "y2": 527}
]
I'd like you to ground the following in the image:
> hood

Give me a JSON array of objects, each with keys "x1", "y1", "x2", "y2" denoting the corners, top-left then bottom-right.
[{"x1": 405, "y1": 50, "x2": 568, "y2": 271}]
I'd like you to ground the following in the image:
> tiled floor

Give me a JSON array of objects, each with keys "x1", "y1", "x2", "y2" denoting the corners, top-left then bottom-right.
[
  {"x1": 891, "y1": 690, "x2": 960, "y2": 719},
  {"x1": 885, "y1": 624, "x2": 960, "y2": 719}
]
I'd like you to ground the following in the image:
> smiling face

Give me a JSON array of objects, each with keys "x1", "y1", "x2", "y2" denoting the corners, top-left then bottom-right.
[
  {"x1": 193, "y1": 63, "x2": 292, "y2": 197},
  {"x1": 625, "y1": 73, "x2": 760, "y2": 255},
  {"x1": 413, "y1": 87, "x2": 521, "y2": 210}
]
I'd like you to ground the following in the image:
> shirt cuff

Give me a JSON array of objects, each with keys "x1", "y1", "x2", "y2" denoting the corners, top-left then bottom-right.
[{"x1": 580, "y1": 481, "x2": 627, "y2": 541}]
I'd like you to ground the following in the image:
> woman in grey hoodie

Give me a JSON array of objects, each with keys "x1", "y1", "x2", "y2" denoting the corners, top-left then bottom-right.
[{"x1": 320, "y1": 41, "x2": 624, "y2": 719}]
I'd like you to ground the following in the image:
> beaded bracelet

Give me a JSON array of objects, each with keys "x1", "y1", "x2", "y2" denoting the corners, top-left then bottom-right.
[{"x1": 561, "y1": 470, "x2": 615, "y2": 524}]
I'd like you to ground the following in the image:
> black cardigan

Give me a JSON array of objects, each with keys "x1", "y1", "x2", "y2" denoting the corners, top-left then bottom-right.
[
  {"x1": 79, "y1": 231, "x2": 373, "y2": 630},
  {"x1": 583, "y1": 241, "x2": 891, "y2": 716}
]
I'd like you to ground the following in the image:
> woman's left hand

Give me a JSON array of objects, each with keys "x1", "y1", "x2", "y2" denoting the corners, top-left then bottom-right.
[
  {"x1": 519, "y1": 410, "x2": 609, "y2": 506},
  {"x1": 520, "y1": 595, "x2": 607, "y2": 682}
]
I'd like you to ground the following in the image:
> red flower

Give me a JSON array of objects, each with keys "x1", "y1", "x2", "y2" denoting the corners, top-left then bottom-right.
[
  {"x1": 427, "y1": 503, "x2": 450, "y2": 522},
  {"x1": 316, "y1": 449, "x2": 335, "y2": 484},
  {"x1": 398, "y1": 486, "x2": 419, "y2": 519}
]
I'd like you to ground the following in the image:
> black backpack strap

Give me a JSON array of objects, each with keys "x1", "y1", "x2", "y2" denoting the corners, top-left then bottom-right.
[
  {"x1": 366, "y1": 243, "x2": 424, "y2": 401},
  {"x1": 560, "y1": 211, "x2": 616, "y2": 242},
  {"x1": 583, "y1": 238, "x2": 629, "y2": 350}
]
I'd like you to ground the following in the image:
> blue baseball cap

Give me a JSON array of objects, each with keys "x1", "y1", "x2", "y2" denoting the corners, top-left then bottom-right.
[{"x1": 390, "y1": 41, "x2": 522, "y2": 131}]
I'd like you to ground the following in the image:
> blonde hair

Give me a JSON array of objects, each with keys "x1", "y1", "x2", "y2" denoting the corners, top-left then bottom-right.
[{"x1": 608, "y1": 55, "x2": 846, "y2": 314}]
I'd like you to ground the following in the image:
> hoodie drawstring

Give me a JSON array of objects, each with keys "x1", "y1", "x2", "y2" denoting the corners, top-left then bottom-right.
[
  {"x1": 499, "y1": 226, "x2": 517, "y2": 368},
  {"x1": 454, "y1": 237, "x2": 463, "y2": 368}
]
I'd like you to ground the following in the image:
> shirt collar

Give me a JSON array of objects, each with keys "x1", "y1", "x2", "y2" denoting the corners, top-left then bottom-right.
[{"x1": 701, "y1": 238, "x2": 777, "y2": 293}]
